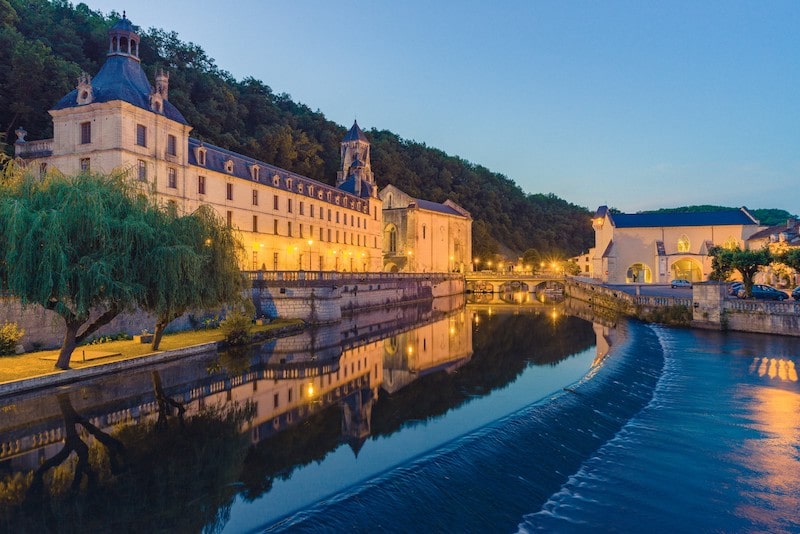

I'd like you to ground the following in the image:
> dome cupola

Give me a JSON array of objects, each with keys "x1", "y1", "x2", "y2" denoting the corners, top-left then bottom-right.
[{"x1": 107, "y1": 11, "x2": 140, "y2": 62}]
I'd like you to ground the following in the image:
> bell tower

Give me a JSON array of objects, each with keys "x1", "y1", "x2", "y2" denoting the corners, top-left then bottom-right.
[{"x1": 337, "y1": 120, "x2": 374, "y2": 190}]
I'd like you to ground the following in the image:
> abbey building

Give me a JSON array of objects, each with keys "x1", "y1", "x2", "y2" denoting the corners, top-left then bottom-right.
[{"x1": 14, "y1": 15, "x2": 471, "y2": 274}]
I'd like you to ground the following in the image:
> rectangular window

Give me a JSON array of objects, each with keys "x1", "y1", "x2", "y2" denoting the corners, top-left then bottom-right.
[
  {"x1": 252, "y1": 215, "x2": 258, "y2": 233},
  {"x1": 274, "y1": 393, "x2": 279, "y2": 409},
  {"x1": 253, "y1": 251, "x2": 258, "y2": 270},
  {"x1": 336, "y1": 212, "x2": 340, "y2": 224},
  {"x1": 226, "y1": 210, "x2": 233, "y2": 228},
  {"x1": 310, "y1": 205, "x2": 315, "y2": 218},
  {"x1": 39, "y1": 162, "x2": 47, "y2": 178},
  {"x1": 80, "y1": 122, "x2": 91, "y2": 144},
  {"x1": 167, "y1": 134, "x2": 177, "y2": 156},
  {"x1": 79, "y1": 158, "x2": 90, "y2": 172},
  {"x1": 319, "y1": 227, "x2": 323, "y2": 241},
  {"x1": 300, "y1": 201, "x2": 304, "y2": 216},
  {"x1": 226, "y1": 183, "x2": 233, "y2": 201},
  {"x1": 198, "y1": 175, "x2": 206, "y2": 194},
  {"x1": 273, "y1": 219, "x2": 278, "y2": 235},
  {"x1": 300, "y1": 224, "x2": 304, "y2": 238},
  {"x1": 336, "y1": 230, "x2": 339, "y2": 243},
  {"x1": 288, "y1": 199, "x2": 293, "y2": 213},
  {"x1": 288, "y1": 221, "x2": 292, "y2": 237},
  {"x1": 168, "y1": 168, "x2": 177, "y2": 188},
  {"x1": 327, "y1": 229, "x2": 331, "y2": 242},
  {"x1": 252, "y1": 189, "x2": 258, "y2": 206},
  {"x1": 137, "y1": 159, "x2": 147, "y2": 181},
  {"x1": 273, "y1": 195, "x2": 279, "y2": 210},
  {"x1": 273, "y1": 252, "x2": 279, "y2": 270},
  {"x1": 328, "y1": 209, "x2": 331, "y2": 222},
  {"x1": 136, "y1": 124, "x2": 147, "y2": 147}
]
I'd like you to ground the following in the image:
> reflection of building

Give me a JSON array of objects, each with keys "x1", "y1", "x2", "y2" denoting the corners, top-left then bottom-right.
[
  {"x1": 14, "y1": 16, "x2": 385, "y2": 272},
  {"x1": 380, "y1": 184, "x2": 472, "y2": 273},
  {"x1": 382, "y1": 310, "x2": 472, "y2": 393},
  {"x1": 589, "y1": 205, "x2": 762, "y2": 284}
]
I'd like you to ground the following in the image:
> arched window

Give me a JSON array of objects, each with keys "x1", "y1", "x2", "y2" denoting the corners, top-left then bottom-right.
[
  {"x1": 385, "y1": 225, "x2": 397, "y2": 253},
  {"x1": 677, "y1": 234, "x2": 690, "y2": 253},
  {"x1": 723, "y1": 236, "x2": 738, "y2": 250},
  {"x1": 671, "y1": 258, "x2": 702, "y2": 282},
  {"x1": 626, "y1": 263, "x2": 652, "y2": 283}
]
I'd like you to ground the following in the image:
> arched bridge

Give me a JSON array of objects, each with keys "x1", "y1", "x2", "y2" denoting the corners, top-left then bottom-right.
[{"x1": 464, "y1": 272, "x2": 566, "y2": 294}]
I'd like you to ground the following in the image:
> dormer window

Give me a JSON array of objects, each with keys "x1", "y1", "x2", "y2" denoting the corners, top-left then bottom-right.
[
  {"x1": 286, "y1": 178, "x2": 293, "y2": 190},
  {"x1": 272, "y1": 174, "x2": 280, "y2": 187},
  {"x1": 225, "y1": 159, "x2": 234, "y2": 174},
  {"x1": 249, "y1": 164, "x2": 260, "y2": 181},
  {"x1": 298, "y1": 183, "x2": 304, "y2": 194},
  {"x1": 195, "y1": 146, "x2": 207, "y2": 166}
]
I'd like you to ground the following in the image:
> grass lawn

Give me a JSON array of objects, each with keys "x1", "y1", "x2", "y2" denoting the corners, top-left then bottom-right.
[{"x1": 0, "y1": 319, "x2": 303, "y2": 385}]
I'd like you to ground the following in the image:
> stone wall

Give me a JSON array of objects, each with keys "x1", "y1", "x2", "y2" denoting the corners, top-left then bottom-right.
[{"x1": 692, "y1": 282, "x2": 800, "y2": 336}]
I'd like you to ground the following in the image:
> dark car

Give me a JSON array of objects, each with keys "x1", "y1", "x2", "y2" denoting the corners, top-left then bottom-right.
[
  {"x1": 792, "y1": 286, "x2": 800, "y2": 300},
  {"x1": 737, "y1": 284, "x2": 788, "y2": 301}
]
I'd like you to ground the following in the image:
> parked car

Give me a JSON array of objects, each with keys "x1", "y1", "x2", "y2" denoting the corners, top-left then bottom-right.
[
  {"x1": 670, "y1": 279, "x2": 692, "y2": 288},
  {"x1": 728, "y1": 282, "x2": 743, "y2": 295},
  {"x1": 792, "y1": 286, "x2": 800, "y2": 300},
  {"x1": 737, "y1": 284, "x2": 788, "y2": 301}
]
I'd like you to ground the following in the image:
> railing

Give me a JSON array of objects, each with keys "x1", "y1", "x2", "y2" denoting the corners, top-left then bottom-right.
[
  {"x1": 245, "y1": 271, "x2": 464, "y2": 284},
  {"x1": 15, "y1": 138, "x2": 53, "y2": 158},
  {"x1": 633, "y1": 295, "x2": 693, "y2": 308},
  {"x1": 725, "y1": 299, "x2": 800, "y2": 314},
  {"x1": 465, "y1": 272, "x2": 565, "y2": 280}
]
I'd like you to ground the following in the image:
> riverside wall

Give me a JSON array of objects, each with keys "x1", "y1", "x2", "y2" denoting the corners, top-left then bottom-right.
[
  {"x1": 2, "y1": 272, "x2": 465, "y2": 351},
  {"x1": 566, "y1": 278, "x2": 800, "y2": 337}
]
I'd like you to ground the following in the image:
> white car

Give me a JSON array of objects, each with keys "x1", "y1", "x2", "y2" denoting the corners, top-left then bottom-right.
[{"x1": 670, "y1": 279, "x2": 692, "y2": 288}]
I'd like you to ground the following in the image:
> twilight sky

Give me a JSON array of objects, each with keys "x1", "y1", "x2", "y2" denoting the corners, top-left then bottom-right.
[{"x1": 83, "y1": 0, "x2": 799, "y2": 214}]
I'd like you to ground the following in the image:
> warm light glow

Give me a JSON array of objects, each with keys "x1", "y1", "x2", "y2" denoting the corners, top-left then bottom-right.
[
  {"x1": 307, "y1": 383, "x2": 314, "y2": 397},
  {"x1": 407, "y1": 346, "x2": 413, "y2": 355},
  {"x1": 307, "y1": 239, "x2": 313, "y2": 247}
]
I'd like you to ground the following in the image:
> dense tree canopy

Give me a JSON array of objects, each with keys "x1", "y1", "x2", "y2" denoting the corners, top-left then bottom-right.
[
  {"x1": 0, "y1": 0, "x2": 594, "y2": 258},
  {"x1": 709, "y1": 246, "x2": 772, "y2": 297}
]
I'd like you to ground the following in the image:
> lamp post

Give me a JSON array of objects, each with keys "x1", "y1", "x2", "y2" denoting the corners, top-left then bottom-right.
[{"x1": 473, "y1": 257, "x2": 479, "y2": 272}]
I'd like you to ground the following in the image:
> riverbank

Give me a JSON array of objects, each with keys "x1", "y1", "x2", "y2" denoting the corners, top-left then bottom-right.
[{"x1": 0, "y1": 319, "x2": 304, "y2": 398}]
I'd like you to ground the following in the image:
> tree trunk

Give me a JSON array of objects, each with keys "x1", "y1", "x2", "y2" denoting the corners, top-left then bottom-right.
[
  {"x1": 151, "y1": 319, "x2": 169, "y2": 351},
  {"x1": 55, "y1": 320, "x2": 80, "y2": 370}
]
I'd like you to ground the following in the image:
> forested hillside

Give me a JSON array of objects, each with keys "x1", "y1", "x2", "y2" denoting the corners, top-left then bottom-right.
[{"x1": 0, "y1": 0, "x2": 594, "y2": 258}]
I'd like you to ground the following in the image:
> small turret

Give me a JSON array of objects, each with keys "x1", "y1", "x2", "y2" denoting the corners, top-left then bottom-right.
[{"x1": 107, "y1": 11, "x2": 140, "y2": 62}]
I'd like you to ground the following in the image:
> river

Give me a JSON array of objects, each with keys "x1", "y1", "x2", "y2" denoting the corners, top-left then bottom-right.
[{"x1": 1, "y1": 296, "x2": 798, "y2": 533}]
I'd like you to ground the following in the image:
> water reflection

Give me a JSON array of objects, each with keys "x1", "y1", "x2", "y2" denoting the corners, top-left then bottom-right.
[{"x1": 0, "y1": 296, "x2": 600, "y2": 531}]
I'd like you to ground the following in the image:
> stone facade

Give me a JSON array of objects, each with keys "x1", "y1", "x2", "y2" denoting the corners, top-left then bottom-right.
[
  {"x1": 15, "y1": 16, "x2": 383, "y2": 273},
  {"x1": 379, "y1": 184, "x2": 472, "y2": 273}
]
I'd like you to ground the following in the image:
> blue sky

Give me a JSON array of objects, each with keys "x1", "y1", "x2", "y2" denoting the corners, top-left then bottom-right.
[{"x1": 83, "y1": 1, "x2": 799, "y2": 214}]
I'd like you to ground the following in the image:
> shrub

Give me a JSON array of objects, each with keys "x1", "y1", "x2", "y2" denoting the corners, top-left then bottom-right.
[
  {"x1": 0, "y1": 322, "x2": 24, "y2": 356},
  {"x1": 220, "y1": 300, "x2": 255, "y2": 346}
]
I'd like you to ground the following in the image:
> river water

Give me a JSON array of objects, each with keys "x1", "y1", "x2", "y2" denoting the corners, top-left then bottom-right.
[{"x1": 1, "y1": 297, "x2": 798, "y2": 533}]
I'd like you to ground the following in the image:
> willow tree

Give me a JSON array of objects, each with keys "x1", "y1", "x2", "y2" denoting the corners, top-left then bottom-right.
[
  {"x1": 143, "y1": 204, "x2": 245, "y2": 350},
  {"x1": 0, "y1": 162, "x2": 161, "y2": 369}
]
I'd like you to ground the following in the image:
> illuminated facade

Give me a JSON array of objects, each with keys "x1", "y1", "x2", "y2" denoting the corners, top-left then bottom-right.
[
  {"x1": 380, "y1": 184, "x2": 472, "y2": 273},
  {"x1": 14, "y1": 16, "x2": 383, "y2": 272},
  {"x1": 589, "y1": 205, "x2": 762, "y2": 284}
]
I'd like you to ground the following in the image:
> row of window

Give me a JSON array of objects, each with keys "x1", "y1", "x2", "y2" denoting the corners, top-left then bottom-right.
[
  {"x1": 79, "y1": 122, "x2": 177, "y2": 158},
  {"x1": 226, "y1": 210, "x2": 375, "y2": 247},
  {"x1": 270, "y1": 356, "x2": 373, "y2": 408}
]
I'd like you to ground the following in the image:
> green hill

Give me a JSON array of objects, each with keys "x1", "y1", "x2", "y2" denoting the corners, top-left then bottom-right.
[{"x1": 0, "y1": 0, "x2": 594, "y2": 260}]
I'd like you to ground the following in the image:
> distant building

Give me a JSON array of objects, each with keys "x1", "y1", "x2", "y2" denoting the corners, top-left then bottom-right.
[
  {"x1": 379, "y1": 185, "x2": 472, "y2": 273},
  {"x1": 747, "y1": 218, "x2": 800, "y2": 287},
  {"x1": 14, "y1": 15, "x2": 383, "y2": 272},
  {"x1": 588, "y1": 206, "x2": 762, "y2": 284}
]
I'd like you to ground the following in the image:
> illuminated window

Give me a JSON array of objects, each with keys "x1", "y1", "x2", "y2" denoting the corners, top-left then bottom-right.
[{"x1": 723, "y1": 236, "x2": 738, "y2": 249}]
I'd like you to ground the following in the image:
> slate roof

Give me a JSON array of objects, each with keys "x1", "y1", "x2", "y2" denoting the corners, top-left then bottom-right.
[
  {"x1": 187, "y1": 138, "x2": 370, "y2": 210},
  {"x1": 414, "y1": 198, "x2": 464, "y2": 216},
  {"x1": 342, "y1": 120, "x2": 368, "y2": 142},
  {"x1": 52, "y1": 56, "x2": 188, "y2": 125},
  {"x1": 610, "y1": 208, "x2": 759, "y2": 228}
]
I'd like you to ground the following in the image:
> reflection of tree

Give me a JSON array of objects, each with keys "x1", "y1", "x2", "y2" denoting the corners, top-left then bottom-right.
[
  {"x1": 1, "y1": 393, "x2": 253, "y2": 532},
  {"x1": 372, "y1": 313, "x2": 594, "y2": 436},
  {"x1": 153, "y1": 371, "x2": 186, "y2": 429},
  {"x1": 27, "y1": 393, "x2": 126, "y2": 498}
]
